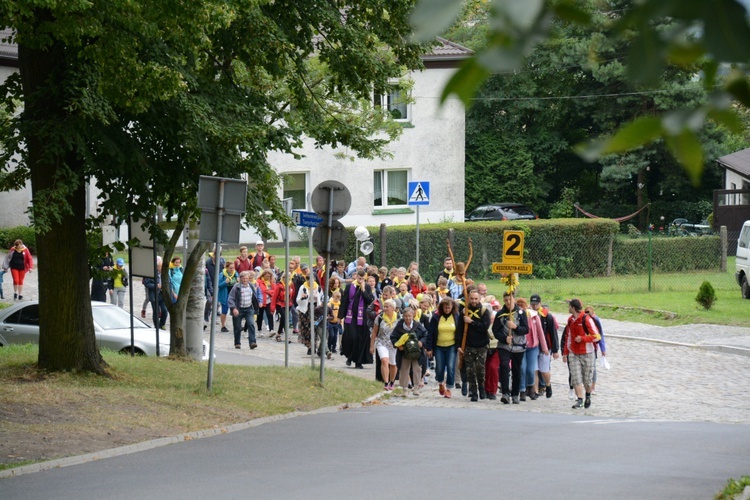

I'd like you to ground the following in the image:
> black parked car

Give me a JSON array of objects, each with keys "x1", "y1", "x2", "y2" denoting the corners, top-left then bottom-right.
[{"x1": 465, "y1": 203, "x2": 538, "y2": 222}]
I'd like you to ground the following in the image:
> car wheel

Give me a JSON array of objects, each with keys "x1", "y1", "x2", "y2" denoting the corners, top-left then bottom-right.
[
  {"x1": 119, "y1": 347, "x2": 146, "y2": 356},
  {"x1": 742, "y1": 276, "x2": 750, "y2": 300}
]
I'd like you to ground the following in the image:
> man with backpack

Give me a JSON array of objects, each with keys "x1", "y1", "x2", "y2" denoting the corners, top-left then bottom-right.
[
  {"x1": 562, "y1": 298, "x2": 600, "y2": 409},
  {"x1": 493, "y1": 291, "x2": 529, "y2": 404}
]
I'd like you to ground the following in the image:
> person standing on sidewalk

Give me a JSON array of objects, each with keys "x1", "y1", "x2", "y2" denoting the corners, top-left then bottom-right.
[
  {"x1": 563, "y1": 298, "x2": 600, "y2": 409},
  {"x1": 228, "y1": 271, "x2": 259, "y2": 349},
  {"x1": 585, "y1": 305, "x2": 607, "y2": 395},
  {"x1": 110, "y1": 258, "x2": 129, "y2": 308}
]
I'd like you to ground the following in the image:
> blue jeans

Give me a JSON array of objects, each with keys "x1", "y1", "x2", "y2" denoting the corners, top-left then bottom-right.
[
  {"x1": 327, "y1": 323, "x2": 342, "y2": 352},
  {"x1": 520, "y1": 346, "x2": 539, "y2": 389},
  {"x1": 434, "y1": 345, "x2": 457, "y2": 387},
  {"x1": 233, "y1": 307, "x2": 256, "y2": 346}
]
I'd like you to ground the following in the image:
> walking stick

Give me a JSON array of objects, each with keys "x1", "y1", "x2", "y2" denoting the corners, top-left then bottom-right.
[{"x1": 458, "y1": 322, "x2": 468, "y2": 370}]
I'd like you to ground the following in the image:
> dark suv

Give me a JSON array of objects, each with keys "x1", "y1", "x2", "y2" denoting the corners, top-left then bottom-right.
[{"x1": 465, "y1": 203, "x2": 538, "y2": 222}]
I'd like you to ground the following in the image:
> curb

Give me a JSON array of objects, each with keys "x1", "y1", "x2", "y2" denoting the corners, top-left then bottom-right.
[
  {"x1": 0, "y1": 400, "x2": 371, "y2": 479},
  {"x1": 607, "y1": 334, "x2": 750, "y2": 358}
]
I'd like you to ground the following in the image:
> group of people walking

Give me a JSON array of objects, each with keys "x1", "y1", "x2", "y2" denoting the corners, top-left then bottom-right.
[{"x1": 72, "y1": 236, "x2": 606, "y2": 409}]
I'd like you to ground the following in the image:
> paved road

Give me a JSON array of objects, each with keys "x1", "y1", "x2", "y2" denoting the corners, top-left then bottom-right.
[{"x1": 2, "y1": 408, "x2": 749, "y2": 499}]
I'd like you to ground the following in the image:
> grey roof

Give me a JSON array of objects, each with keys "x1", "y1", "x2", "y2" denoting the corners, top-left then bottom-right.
[
  {"x1": 423, "y1": 37, "x2": 473, "y2": 62},
  {"x1": 717, "y1": 147, "x2": 750, "y2": 177}
]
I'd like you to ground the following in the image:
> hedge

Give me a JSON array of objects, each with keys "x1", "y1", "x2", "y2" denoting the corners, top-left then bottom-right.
[
  {"x1": 0, "y1": 226, "x2": 36, "y2": 254},
  {"x1": 346, "y1": 218, "x2": 722, "y2": 281}
]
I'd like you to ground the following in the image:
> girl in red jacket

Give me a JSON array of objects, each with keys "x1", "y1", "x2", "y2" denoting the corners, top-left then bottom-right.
[{"x1": 2, "y1": 239, "x2": 34, "y2": 300}]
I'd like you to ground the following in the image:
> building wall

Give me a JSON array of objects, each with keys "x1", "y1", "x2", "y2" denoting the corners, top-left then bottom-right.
[
  {"x1": 725, "y1": 169, "x2": 750, "y2": 190},
  {"x1": 263, "y1": 65, "x2": 465, "y2": 241}
]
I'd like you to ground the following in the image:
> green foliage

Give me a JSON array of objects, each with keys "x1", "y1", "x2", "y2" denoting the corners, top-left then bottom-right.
[
  {"x1": 411, "y1": 0, "x2": 750, "y2": 184},
  {"x1": 548, "y1": 187, "x2": 578, "y2": 219},
  {"x1": 0, "y1": 226, "x2": 36, "y2": 253},
  {"x1": 715, "y1": 475, "x2": 750, "y2": 500},
  {"x1": 696, "y1": 280, "x2": 718, "y2": 310},
  {"x1": 613, "y1": 237, "x2": 722, "y2": 274}
]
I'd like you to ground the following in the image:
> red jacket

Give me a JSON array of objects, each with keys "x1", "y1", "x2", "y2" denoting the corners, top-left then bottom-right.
[
  {"x1": 563, "y1": 311, "x2": 599, "y2": 356},
  {"x1": 272, "y1": 282, "x2": 295, "y2": 309},
  {"x1": 257, "y1": 279, "x2": 275, "y2": 312},
  {"x1": 5, "y1": 246, "x2": 34, "y2": 272}
]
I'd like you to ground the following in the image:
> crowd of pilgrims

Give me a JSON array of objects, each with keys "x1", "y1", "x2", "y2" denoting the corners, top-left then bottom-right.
[{"x1": 203, "y1": 240, "x2": 606, "y2": 406}]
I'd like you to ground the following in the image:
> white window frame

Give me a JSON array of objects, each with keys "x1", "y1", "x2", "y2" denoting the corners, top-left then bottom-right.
[
  {"x1": 373, "y1": 88, "x2": 411, "y2": 122},
  {"x1": 282, "y1": 172, "x2": 308, "y2": 210},
  {"x1": 374, "y1": 169, "x2": 409, "y2": 208}
]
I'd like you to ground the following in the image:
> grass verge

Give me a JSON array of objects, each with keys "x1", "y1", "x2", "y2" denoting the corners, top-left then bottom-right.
[{"x1": 0, "y1": 344, "x2": 382, "y2": 470}]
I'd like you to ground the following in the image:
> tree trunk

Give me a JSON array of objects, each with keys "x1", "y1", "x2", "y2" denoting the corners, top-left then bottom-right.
[
  {"x1": 163, "y1": 219, "x2": 208, "y2": 360},
  {"x1": 185, "y1": 221, "x2": 208, "y2": 361},
  {"x1": 19, "y1": 15, "x2": 105, "y2": 374}
]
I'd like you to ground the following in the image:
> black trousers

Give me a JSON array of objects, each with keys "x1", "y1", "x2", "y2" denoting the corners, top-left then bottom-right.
[{"x1": 498, "y1": 349, "x2": 525, "y2": 397}]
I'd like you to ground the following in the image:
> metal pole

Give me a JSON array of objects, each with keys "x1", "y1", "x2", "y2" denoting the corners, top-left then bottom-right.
[
  {"x1": 647, "y1": 228, "x2": 652, "y2": 292},
  {"x1": 416, "y1": 205, "x2": 420, "y2": 266},
  {"x1": 207, "y1": 181, "x2": 225, "y2": 391},
  {"x1": 128, "y1": 217, "x2": 135, "y2": 356},
  {"x1": 320, "y1": 187, "x2": 334, "y2": 383},
  {"x1": 308, "y1": 192, "x2": 315, "y2": 369},
  {"x1": 283, "y1": 198, "x2": 292, "y2": 368},
  {"x1": 152, "y1": 215, "x2": 160, "y2": 356}
]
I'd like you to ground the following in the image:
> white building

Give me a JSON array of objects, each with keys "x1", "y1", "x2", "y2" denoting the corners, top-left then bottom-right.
[{"x1": 267, "y1": 38, "x2": 471, "y2": 240}]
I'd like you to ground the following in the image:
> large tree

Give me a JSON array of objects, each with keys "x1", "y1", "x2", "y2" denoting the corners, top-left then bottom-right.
[
  {"x1": 448, "y1": 0, "x2": 733, "y2": 217},
  {"x1": 414, "y1": 0, "x2": 750, "y2": 185},
  {"x1": 0, "y1": 1, "x2": 424, "y2": 372}
]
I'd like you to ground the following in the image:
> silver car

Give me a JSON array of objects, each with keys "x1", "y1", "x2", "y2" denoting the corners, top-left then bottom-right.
[{"x1": 0, "y1": 301, "x2": 207, "y2": 359}]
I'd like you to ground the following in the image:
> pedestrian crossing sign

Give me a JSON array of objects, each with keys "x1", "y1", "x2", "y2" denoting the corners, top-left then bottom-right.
[{"x1": 408, "y1": 181, "x2": 430, "y2": 206}]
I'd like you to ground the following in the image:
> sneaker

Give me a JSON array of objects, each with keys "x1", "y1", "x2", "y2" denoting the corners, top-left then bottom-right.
[
  {"x1": 572, "y1": 400, "x2": 583, "y2": 409},
  {"x1": 500, "y1": 394, "x2": 510, "y2": 404},
  {"x1": 470, "y1": 393, "x2": 478, "y2": 402},
  {"x1": 250, "y1": 343, "x2": 257, "y2": 349},
  {"x1": 529, "y1": 392, "x2": 538, "y2": 401},
  {"x1": 384, "y1": 383, "x2": 390, "y2": 392},
  {"x1": 487, "y1": 393, "x2": 497, "y2": 400},
  {"x1": 512, "y1": 396, "x2": 519, "y2": 404},
  {"x1": 387, "y1": 382, "x2": 394, "y2": 391},
  {"x1": 17, "y1": 295, "x2": 22, "y2": 300},
  {"x1": 479, "y1": 389, "x2": 486, "y2": 400},
  {"x1": 235, "y1": 344, "x2": 241, "y2": 349},
  {"x1": 455, "y1": 383, "x2": 461, "y2": 389},
  {"x1": 461, "y1": 381, "x2": 468, "y2": 397},
  {"x1": 401, "y1": 391, "x2": 409, "y2": 398},
  {"x1": 438, "y1": 383, "x2": 446, "y2": 396},
  {"x1": 584, "y1": 396, "x2": 592, "y2": 408},
  {"x1": 13, "y1": 293, "x2": 18, "y2": 300},
  {"x1": 519, "y1": 392, "x2": 526, "y2": 402},
  {"x1": 326, "y1": 351, "x2": 332, "y2": 360},
  {"x1": 412, "y1": 390, "x2": 420, "y2": 397},
  {"x1": 444, "y1": 389, "x2": 452, "y2": 399},
  {"x1": 220, "y1": 326, "x2": 229, "y2": 333},
  {"x1": 546, "y1": 385, "x2": 553, "y2": 398},
  {"x1": 568, "y1": 388, "x2": 575, "y2": 400},
  {"x1": 141, "y1": 310, "x2": 146, "y2": 318}
]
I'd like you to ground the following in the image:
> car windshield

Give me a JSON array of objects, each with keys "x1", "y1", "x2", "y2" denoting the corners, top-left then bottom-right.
[
  {"x1": 507, "y1": 206, "x2": 535, "y2": 216},
  {"x1": 92, "y1": 306, "x2": 149, "y2": 330}
]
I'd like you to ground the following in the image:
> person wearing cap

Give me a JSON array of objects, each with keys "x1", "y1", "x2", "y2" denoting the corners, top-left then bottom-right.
[
  {"x1": 109, "y1": 257, "x2": 129, "y2": 308},
  {"x1": 250, "y1": 240, "x2": 267, "y2": 269},
  {"x1": 563, "y1": 298, "x2": 600, "y2": 409},
  {"x1": 530, "y1": 294, "x2": 560, "y2": 398}
]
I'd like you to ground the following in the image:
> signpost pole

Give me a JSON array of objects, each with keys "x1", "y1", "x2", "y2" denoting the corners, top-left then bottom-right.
[
  {"x1": 416, "y1": 205, "x2": 420, "y2": 266},
  {"x1": 207, "y1": 181, "x2": 225, "y2": 392},
  {"x1": 283, "y1": 199, "x2": 292, "y2": 368},
  {"x1": 308, "y1": 193, "x2": 315, "y2": 369}
]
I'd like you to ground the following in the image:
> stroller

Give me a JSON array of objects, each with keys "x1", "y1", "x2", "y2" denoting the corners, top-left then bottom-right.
[{"x1": 313, "y1": 305, "x2": 333, "y2": 359}]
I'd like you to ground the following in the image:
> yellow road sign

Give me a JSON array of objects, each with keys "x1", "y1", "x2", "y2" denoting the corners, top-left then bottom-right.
[
  {"x1": 492, "y1": 262, "x2": 533, "y2": 274},
  {"x1": 502, "y1": 230, "x2": 525, "y2": 264}
]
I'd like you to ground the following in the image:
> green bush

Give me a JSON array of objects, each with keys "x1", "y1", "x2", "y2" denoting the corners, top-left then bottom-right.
[
  {"x1": 612, "y1": 236, "x2": 721, "y2": 275},
  {"x1": 345, "y1": 218, "x2": 725, "y2": 282},
  {"x1": 347, "y1": 218, "x2": 619, "y2": 281},
  {"x1": 0, "y1": 226, "x2": 36, "y2": 254},
  {"x1": 695, "y1": 281, "x2": 717, "y2": 310}
]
